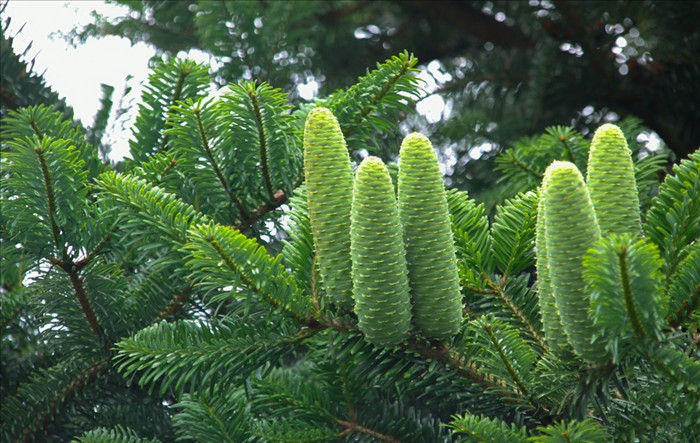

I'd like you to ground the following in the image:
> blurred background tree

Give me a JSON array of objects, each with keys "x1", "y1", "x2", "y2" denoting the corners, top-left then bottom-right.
[{"x1": 61, "y1": 0, "x2": 700, "y2": 200}]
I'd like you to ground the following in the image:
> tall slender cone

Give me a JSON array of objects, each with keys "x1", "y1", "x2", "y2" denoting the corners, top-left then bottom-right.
[
  {"x1": 587, "y1": 123, "x2": 642, "y2": 236},
  {"x1": 352, "y1": 157, "x2": 412, "y2": 346},
  {"x1": 542, "y1": 161, "x2": 607, "y2": 363},
  {"x1": 303, "y1": 107, "x2": 354, "y2": 307},
  {"x1": 398, "y1": 133, "x2": 462, "y2": 339},
  {"x1": 536, "y1": 188, "x2": 571, "y2": 355}
]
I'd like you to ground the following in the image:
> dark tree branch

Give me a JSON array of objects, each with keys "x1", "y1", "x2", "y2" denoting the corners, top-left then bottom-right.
[
  {"x1": 20, "y1": 358, "x2": 110, "y2": 443},
  {"x1": 66, "y1": 266, "x2": 105, "y2": 340},
  {"x1": 155, "y1": 287, "x2": 192, "y2": 322},
  {"x1": 247, "y1": 87, "x2": 276, "y2": 200},
  {"x1": 74, "y1": 229, "x2": 116, "y2": 270},
  {"x1": 336, "y1": 419, "x2": 401, "y2": 443},
  {"x1": 35, "y1": 146, "x2": 63, "y2": 254},
  {"x1": 548, "y1": 0, "x2": 700, "y2": 158},
  {"x1": 234, "y1": 189, "x2": 287, "y2": 231},
  {"x1": 395, "y1": 0, "x2": 533, "y2": 50}
]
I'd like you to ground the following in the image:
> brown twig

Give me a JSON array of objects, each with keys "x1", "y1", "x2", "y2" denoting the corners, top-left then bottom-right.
[
  {"x1": 20, "y1": 358, "x2": 110, "y2": 443},
  {"x1": 247, "y1": 87, "x2": 275, "y2": 201},
  {"x1": 336, "y1": 419, "x2": 401, "y2": 443},
  {"x1": 35, "y1": 145, "x2": 62, "y2": 254}
]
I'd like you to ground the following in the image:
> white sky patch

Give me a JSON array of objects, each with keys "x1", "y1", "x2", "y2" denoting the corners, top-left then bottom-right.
[
  {"x1": 4, "y1": 1, "x2": 155, "y2": 161},
  {"x1": 416, "y1": 94, "x2": 446, "y2": 124}
]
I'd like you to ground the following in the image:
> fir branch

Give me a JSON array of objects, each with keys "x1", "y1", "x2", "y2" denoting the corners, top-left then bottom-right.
[
  {"x1": 234, "y1": 189, "x2": 287, "y2": 231},
  {"x1": 155, "y1": 287, "x2": 192, "y2": 322},
  {"x1": 484, "y1": 274, "x2": 546, "y2": 349},
  {"x1": 618, "y1": 248, "x2": 647, "y2": 339},
  {"x1": 186, "y1": 225, "x2": 316, "y2": 326},
  {"x1": 208, "y1": 233, "x2": 295, "y2": 317},
  {"x1": 159, "y1": 68, "x2": 187, "y2": 153},
  {"x1": 668, "y1": 283, "x2": 700, "y2": 328},
  {"x1": 29, "y1": 115, "x2": 44, "y2": 141},
  {"x1": 336, "y1": 419, "x2": 400, "y2": 443},
  {"x1": 19, "y1": 358, "x2": 109, "y2": 443},
  {"x1": 341, "y1": 54, "x2": 414, "y2": 140},
  {"x1": 74, "y1": 229, "x2": 116, "y2": 270},
  {"x1": 340, "y1": 364, "x2": 357, "y2": 422},
  {"x1": 560, "y1": 133, "x2": 576, "y2": 164},
  {"x1": 158, "y1": 158, "x2": 178, "y2": 183},
  {"x1": 66, "y1": 266, "x2": 105, "y2": 340},
  {"x1": 34, "y1": 145, "x2": 62, "y2": 254},
  {"x1": 193, "y1": 107, "x2": 249, "y2": 220},
  {"x1": 247, "y1": 86, "x2": 275, "y2": 200},
  {"x1": 483, "y1": 321, "x2": 530, "y2": 399},
  {"x1": 405, "y1": 339, "x2": 508, "y2": 391},
  {"x1": 47, "y1": 255, "x2": 105, "y2": 341},
  {"x1": 507, "y1": 153, "x2": 542, "y2": 181}
]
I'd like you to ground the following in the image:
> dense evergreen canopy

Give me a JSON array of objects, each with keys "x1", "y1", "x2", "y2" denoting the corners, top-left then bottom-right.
[{"x1": 1, "y1": 1, "x2": 699, "y2": 442}]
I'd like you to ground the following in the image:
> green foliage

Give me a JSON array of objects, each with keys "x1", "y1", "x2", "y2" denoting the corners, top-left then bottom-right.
[
  {"x1": 448, "y1": 413, "x2": 528, "y2": 443},
  {"x1": 532, "y1": 419, "x2": 608, "y2": 442},
  {"x1": 398, "y1": 133, "x2": 462, "y2": 339},
  {"x1": 496, "y1": 120, "x2": 669, "y2": 208},
  {"x1": 465, "y1": 316, "x2": 537, "y2": 402},
  {"x1": 584, "y1": 235, "x2": 666, "y2": 361},
  {"x1": 447, "y1": 188, "x2": 493, "y2": 280},
  {"x1": 280, "y1": 186, "x2": 315, "y2": 297},
  {"x1": 327, "y1": 51, "x2": 421, "y2": 157},
  {"x1": 492, "y1": 190, "x2": 538, "y2": 277},
  {"x1": 172, "y1": 386, "x2": 252, "y2": 442},
  {"x1": 2, "y1": 43, "x2": 698, "y2": 443},
  {"x1": 351, "y1": 156, "x2": 411, "y2": 346},
  {"x1": 666, "y1": 242, "x2": 700, "y2": 327},
  {"x1": 214, "y1": 81, "x2": 302, "y2": 210},
  {"x1": 1, "y1": 6, "x2": 74, "y2": 119},
  {"x1": 645, "y1": 151, "x2": 700, "y2": 277},
  {"x1": 74, "y1": 426, "x2": 161, "y2": 443},
  {"x1": 129, "y1": 58, "x2": 210, "y2": 164},
  {"x1": 2, "y1": 135, "x2": 89, "y2": 258},
  {"x1": 114, "y1": 318, "x2": 308, "y2": 396},
  {"x1": 185, "y1": 223, "x2": 313, "y2": 322},
  {"x1": 449, "y1": 414, "x2": 607, "y2": 442}
]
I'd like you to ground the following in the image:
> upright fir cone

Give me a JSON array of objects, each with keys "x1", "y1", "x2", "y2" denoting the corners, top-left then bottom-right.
[
  {"x1": 398, "y1": 133, "x2": 462, "y2": 339},
  {"x1": 352, "y1": 156, "x2": 412, "y2": 346},
  {"x1": 303, "y1": 107, "x2": 354, "y2": 307},
  {"x1": 587, "y1": 124, "x2": 642, "y2": 236},
  {"x1": 536, "y1": 186, "x2": 571, "y2": 355},
  {"x1": 542, "y1": 161, "x2": 607, "y2": 364}
]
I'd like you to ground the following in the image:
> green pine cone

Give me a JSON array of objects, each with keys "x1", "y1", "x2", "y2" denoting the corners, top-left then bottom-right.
[
  {"x1": 542, "y1": 161, "x2": 607, "y2": 363},
  {"x1": 587, "y1": 123, "x2": 642, "y2": 236},
  {"x1": 303, "y1": 107, "x2": 354, "y2": 307},
  {"x1": 535, "y1": 188, "x2": 571, "y2": 355},
  {"x1": 398, "y1": 133, "x2": 462, "y2": 339},
  {"x1": 352, "y1": 156, "x2": 412, "y2": 346}
]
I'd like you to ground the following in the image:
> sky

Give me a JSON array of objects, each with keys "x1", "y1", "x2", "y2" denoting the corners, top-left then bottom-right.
[
  {"x1": 4, "y1": 1, "x2": 163, "y2": 160},
  {"x1": 3, "y1": 1, "x2": 451, "y2": 162}
]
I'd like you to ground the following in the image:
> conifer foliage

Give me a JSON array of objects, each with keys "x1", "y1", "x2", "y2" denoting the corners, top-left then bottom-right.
[{"x1": 2, "y1": 50, "x2": 699, "y2": 442}]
